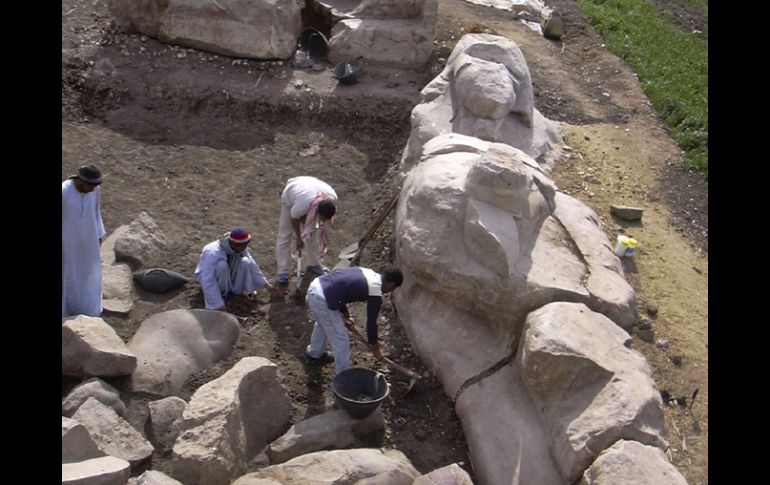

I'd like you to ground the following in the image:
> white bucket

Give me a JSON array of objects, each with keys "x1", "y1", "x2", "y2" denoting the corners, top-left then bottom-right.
[{"x1": 615, "y1": 235, "x2": 637, "y2": 257}]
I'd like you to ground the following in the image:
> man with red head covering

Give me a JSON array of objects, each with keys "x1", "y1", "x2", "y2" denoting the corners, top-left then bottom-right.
[
  {"x1": 276, "y1": 176, "x2": 338, "y2": 286},
  {"x1": 62, "y1": 165, "x2": 106, "y2": 317},
  {"x1": 195, "y1": 227, "x2": 281, "y2": 310}
]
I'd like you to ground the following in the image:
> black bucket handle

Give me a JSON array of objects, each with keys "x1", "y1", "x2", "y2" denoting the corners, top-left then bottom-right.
[{"x1": 297, "y1": 27, "x2": 329, "y2": 61}]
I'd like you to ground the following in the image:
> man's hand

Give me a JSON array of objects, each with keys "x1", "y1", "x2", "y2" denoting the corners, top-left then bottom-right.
[
  {"x1": 265, "y1": 285, "x2": 286, "y2": 300},
  {"x1": 292, "y1": 216, "x2": 306, "y2": 250},
  {"x1": 344, "y1": 315, "x2": 355, "y2": 330},
  {"x1": 370, "y1": 343, "x2": 384, "y2": 361}
]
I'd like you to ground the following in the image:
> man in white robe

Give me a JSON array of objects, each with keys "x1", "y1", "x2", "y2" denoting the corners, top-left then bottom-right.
[
  {"x1": 276, "y1": 176, "x2": 338, "y2": 286},
  {"x1": 62, "y1": 165, "x2": 106, "y2": 317},
  {"x1": 195, "y1": 227, "x2": 281, "y2": 310}
]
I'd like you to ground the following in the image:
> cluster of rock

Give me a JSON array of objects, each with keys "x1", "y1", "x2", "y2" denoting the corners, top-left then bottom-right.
[
  {"x1": 62, "y1": 319, "x2": 473, "y2": 484},
  {"x1": 107, "y1": 0, "x2": 438, "y2": 68},
  {"x1": 64, "y1": 230, "x2": 472, "y2": 484},
  {"x1": 392, "y1": 33, "x2": 688, "y2": 484}
]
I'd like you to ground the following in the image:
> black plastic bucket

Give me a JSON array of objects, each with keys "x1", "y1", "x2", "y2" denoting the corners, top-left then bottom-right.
[
  {"x1": 298, "y1": 27, "x2": 328, "y2": 61},
  {"x1": 332, "y1": 367, "x2": 389, "y2": 419},
  {"x1": 332, "y1": 57, "x2": 363, "y2": 85}
]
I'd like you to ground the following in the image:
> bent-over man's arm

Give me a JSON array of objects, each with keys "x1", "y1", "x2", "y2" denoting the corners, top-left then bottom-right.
[
  {"x1": 366, "y1": 295, "x2": 384, "y2": 360},
  {"x1": 291, "y1": 216, "x2": 305, "y2": 250}
]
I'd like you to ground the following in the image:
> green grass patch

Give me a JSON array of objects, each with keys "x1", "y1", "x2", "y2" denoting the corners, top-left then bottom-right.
[{"x1": 576, "y1": 0, "x2": 708, "y2": 175}]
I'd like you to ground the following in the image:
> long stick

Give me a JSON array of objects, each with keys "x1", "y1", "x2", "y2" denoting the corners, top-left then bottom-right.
[
  {"x1": 352, "y1": 192, "x2": 399, "y2": 266},
  {"x1": 349, "y1": 323, "x2": 421, "y2": 380}
]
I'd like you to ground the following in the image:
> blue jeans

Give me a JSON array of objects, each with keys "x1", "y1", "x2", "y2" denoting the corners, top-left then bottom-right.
[{"x1": 305, "y1": 278, "x2": 350, "y2": 375}]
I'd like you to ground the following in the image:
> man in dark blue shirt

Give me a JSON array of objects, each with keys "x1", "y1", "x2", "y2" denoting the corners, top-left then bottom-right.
[{"x1": 304, "y1": 264, "x2": 403, "y2": 375}]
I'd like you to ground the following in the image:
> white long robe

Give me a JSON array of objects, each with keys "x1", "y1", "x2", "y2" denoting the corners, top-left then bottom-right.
[
  {"x1": 194, "y1": 240, "x2": 268, "y2": 310},
  {"x1": 62, "y1": 179, "x2": 106, "y2": 317}
]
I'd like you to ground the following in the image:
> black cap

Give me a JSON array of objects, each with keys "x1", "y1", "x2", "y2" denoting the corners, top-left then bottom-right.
[{"x1": 76, "y1": 165, "x2": 102, "y2": 185}]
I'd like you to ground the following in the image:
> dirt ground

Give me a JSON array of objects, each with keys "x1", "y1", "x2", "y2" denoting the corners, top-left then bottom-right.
[{"x1": 62, "y1": 0, "x2": 707, "y2": 483}]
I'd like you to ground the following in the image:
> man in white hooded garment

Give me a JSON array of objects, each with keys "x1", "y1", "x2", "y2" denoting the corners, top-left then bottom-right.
[
  {"x1": 195, "y1": 227, "x2": 282, "y2": 310},
  {"x1": 62, "y1": 165, "x2": 106, "y2": 317}
]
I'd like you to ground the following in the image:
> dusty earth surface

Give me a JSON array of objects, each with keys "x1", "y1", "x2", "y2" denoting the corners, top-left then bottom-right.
[{"x1": 62, "y1": 0, "x2": 707, "y2": 483}]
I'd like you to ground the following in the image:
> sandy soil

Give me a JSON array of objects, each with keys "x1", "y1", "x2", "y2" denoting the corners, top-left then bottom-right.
[{"x1": 62, "y1": 0, "x2": 707, "y2": 483}]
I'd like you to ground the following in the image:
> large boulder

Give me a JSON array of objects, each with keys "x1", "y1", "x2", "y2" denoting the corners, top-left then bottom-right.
[
  {"x1": 62, "y1": 456, "x2": 131, "y2": 485},
  {"x1": 107, "y1": 0, "x2": 301, "y2": 60},
  {"x1": 62, "y1": 417, "x2": 105, "y2": 463},
  {"x1": 148, "y1": 396, "x2": 188, "y2": 451},
  {"x1": 129, "y1": 470, "x2": 185, "y2": 485},
  {"x1": 351, "y1": 0, "x2": 427, "y2": 19},
  {"x1": 101, "y1": 225, "x2": 134, "y2": 314},
  {"x1": 518, "y1": 302, "x2": 668, "y2": 482},
  {"x1": 62, "y1": 377, "x2": 127, "y2": 417},
  {"x1": 114, "y1": 211, "x2": 166, "y2": 268},
  {"x1": 172, "y1": 357, "x2": 291, "y2": 485},
  {"x1": 72, "y1": 398, "x2": 155, "y2": 466},
  {"x1": 266, "y1": 408, "x2": 385, "y2": 464},
  {"x1": 413, "y1": 463, "x2": 474, "y2": 485},
  {"x1": 327, "y1": 0, "x2": 437, "y2": 68},
  {"x1": 580, "y1": 440, "x2": 688, "y2": 485},
  {"x1": 128, "y1": 309, "x2": 240, "y2": 396},
  {"x1": 232, "y1": 448, "x2": 420, "y2": 484},
  {"x1": 62, "y1": 315, "x2": 137, "y2": 378}
]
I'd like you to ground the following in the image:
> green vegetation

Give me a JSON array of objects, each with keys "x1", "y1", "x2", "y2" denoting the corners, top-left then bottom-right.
[{"x1": 576, "y1": 0, "x2": 708, "y2": 175}]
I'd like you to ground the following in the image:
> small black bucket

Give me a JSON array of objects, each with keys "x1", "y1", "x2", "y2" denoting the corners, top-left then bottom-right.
[
  {"x1": 298, "y1": 27, "x2": 328, "y2": 61},
  {"x1": 332, "y1": 367, "x2": 389, "y2": 419},
  {"x1": 332, "y1": 56, "x2": 363, "y2": 85}
]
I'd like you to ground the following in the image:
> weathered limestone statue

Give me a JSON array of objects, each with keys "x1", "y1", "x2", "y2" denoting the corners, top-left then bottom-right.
[
  {"x1": 396, "y1": 133, "x2": 634, "y2": 351},
  {"x1": 400, "y1": 33, "x2": 562, "y2": 176},
  {"x1": 394, "y1": 133, "x2": 651, "y2": 484}
]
